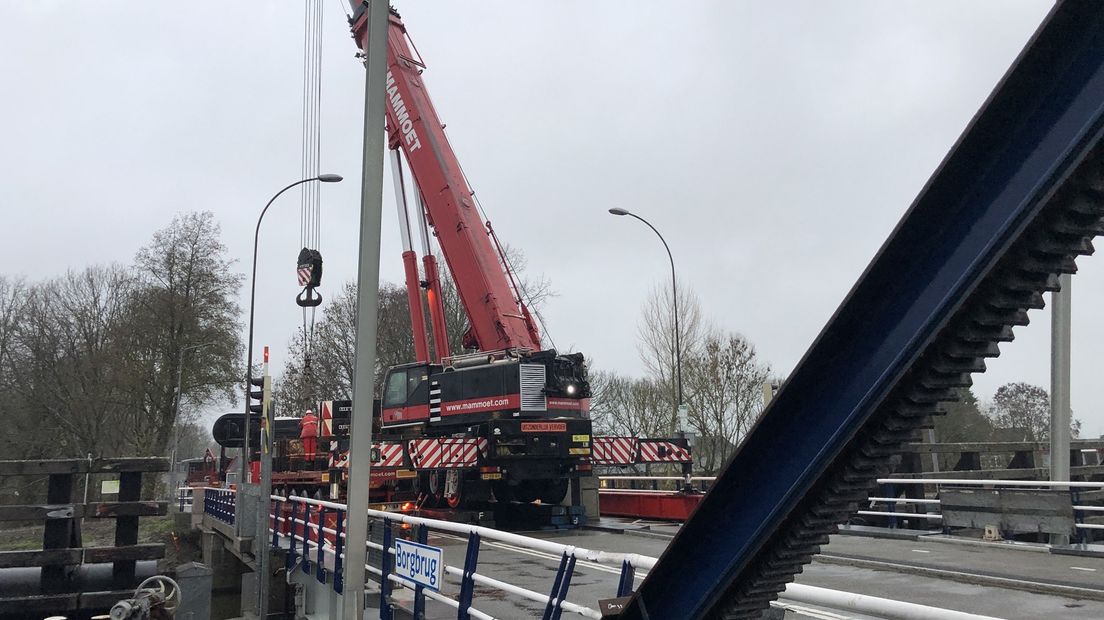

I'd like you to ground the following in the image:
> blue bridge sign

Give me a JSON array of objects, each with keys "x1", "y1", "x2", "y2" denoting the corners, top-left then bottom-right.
[{"x1": 393, "y1": 539, "x2": 443, "y2": 591}]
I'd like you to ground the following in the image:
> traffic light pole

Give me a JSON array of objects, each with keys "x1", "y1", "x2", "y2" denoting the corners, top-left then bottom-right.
[{"x1": 257, "y1": 348, "x2": 273, "y2": 619}]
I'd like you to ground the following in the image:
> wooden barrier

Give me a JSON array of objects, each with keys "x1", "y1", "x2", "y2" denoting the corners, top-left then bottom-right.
[{"x1": 0, "y1": 457, "x2": 169, "y2": 616}]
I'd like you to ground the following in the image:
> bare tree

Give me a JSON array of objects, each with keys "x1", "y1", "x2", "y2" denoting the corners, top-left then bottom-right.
[
  {"x1": 637, "y1": 281, "x2": 705, "y2": 432},
  {"x1": 116, "y1": 211, "x2": 243, "y2": 457},
  {"x1": 3, "y1": 267, "x2": 135, "y2": 458},
  {"x1": 589, "y1": 370, "x2": 670, "y2": 438},
  {"x1": 276, "y1": 281, "x2": 415, "y2": 412},
  {"x1": 684, "y1": 330, "x2": 771, "y2": 473}
]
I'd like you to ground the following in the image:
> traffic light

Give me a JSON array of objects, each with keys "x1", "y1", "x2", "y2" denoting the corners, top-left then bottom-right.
[{"x1": 248, "y1": 374, "x2": 265, "y2": 415}]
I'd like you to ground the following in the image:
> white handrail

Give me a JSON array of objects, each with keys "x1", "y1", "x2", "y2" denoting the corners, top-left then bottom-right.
[
  {"x1": 783, "y1": 584, "x2": 1002, "y2": 620},
  {"x1": 261, "y1": 491, "x2": 1008, "y2": 620},
  {"x1": 877, "y1": 478, "x2": 1104, "y2": 488},
  {"x1": 271, "y1": 500, "x2": 596, "y2": 618},
  {"x1": 598, "y1": 476, "x2": 715, "y2": 482},
  {"x1": 868, "y1": 497, "x2": 942, "y2": 505},
  {"x1": 274, "y1": 494, "x2": 656, "y2": 571},
  {"x1": 856, "y1": 511, "x2": 942, "y2": 520}
]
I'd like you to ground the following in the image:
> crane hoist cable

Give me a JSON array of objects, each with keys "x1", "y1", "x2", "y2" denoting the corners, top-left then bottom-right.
[{"x1": 297, "y1": 0, "x2": 325, "y2": 397}]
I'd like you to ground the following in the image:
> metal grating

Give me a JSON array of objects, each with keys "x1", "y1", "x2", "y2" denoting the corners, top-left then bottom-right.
[{"x1": 519, "y1": 364, "x2": 547, "y2": 412}]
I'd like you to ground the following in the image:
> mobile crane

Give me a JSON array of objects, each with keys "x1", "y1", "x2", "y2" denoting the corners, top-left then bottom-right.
[
  {"x1": 340, "y1": 4, "x2": 593, "y2": 509},
  {"x1": 215, "y1": 4, "x2": 693, "y2": 513}
]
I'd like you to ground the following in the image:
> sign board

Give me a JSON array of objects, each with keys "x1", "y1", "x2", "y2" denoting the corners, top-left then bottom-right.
[
  {"x1": 101, "y1": 479, "x2": 120, "y2": 495},
  {"x1": 521, "y1": 422, "x2": 567, "y2": 433},
  {"x1": 599, "y1": 596, "x2": 632, "y2": 617},
  {"x1": 212, "y1": 413, "x2": 261, "y2": 449},
  {"x1": 393, "y1": 539, "x2": 443, "y2": 591}
]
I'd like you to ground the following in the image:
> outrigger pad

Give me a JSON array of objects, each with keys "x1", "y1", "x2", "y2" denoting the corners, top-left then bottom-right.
[{"x1": 296, "y1": 247, "x2": 323, "y2": 288}]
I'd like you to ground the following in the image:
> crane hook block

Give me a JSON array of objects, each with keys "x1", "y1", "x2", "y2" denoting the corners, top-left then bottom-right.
[
  {"x1": 296, "y1": 286, "x2": 323, "y2": 308},
  {"x1": 296, "y1": 247, "x2": 324, "y2": 288}
]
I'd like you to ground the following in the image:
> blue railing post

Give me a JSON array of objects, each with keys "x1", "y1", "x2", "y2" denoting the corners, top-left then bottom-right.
[
  {"x1": 333, "y1": 507, "x2": 346, "y2": 594},
  {"x1": 457, "y1": 532, "x2": 481, "y2": 620},
  {"x1": 271, "y1": 497, "x2": 282, "y2": 550},
  {"x1": 302, "y1": 505, "x2": 314, "y2": 574},
  {"x1": 616, "y1": 559, "x2": 636, "y2": 597},
  {"x1": 317, "y1": 505, "x2": 329, "y2": 583},
  {"x1": 414, "y1": 524, "x2": 428, "y2": 619},
  {"x1": 542, "y1": 552, "x2": 577, "y2": 620},
  {"x1": 287, "y1": 500, "x2": 300, "y2": 570},
  {"x1": 381, "y1": 518, "x2": 394, "y2": 620}
]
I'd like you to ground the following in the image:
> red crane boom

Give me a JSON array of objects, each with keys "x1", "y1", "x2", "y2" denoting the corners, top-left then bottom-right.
[{"x1": 352, "y1": 7, "x2": 540, "y2": 355}]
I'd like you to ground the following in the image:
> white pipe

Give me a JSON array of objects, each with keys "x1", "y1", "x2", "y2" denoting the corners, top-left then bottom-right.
[
  {"x1": 782, "y1": 584, "x2": 1003, "y2": 620},
  {"x1": 1076, "y1": 523, "x2": 1104, "y2": 530},
  {"x1": 877, "y1": 478, "x2": 1104, "y2": 488},
  {"x1": 1073, "y1": 505, "x2": 1104, "y2": 512},
  {"x1": 598, "y1": 489, "x2": 682, "y2": 494},
  {"x1": 867, "y1": 497, "x2": 942, "y2": 505},
  {"x1": 598, "y1": 476, "x2": 715, "y2": 481},
  {"x1": 856, "y1": 511, "x2": 942, "y2": 520}
]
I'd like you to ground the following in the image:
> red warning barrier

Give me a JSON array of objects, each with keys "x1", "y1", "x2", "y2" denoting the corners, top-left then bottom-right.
[{"x1": 598, "y1": 491, "x2": 703, "y2": 521}]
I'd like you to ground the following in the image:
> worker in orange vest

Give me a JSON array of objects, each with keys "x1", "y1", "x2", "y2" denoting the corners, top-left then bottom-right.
[{"x1": 300, "y1": 409, "x2": 319, "y2": 463}]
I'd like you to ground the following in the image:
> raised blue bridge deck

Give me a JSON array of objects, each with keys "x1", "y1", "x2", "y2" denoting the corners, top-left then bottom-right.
[{"x1": 623, "y1": 2, "x2": 1104, "y2": 618}]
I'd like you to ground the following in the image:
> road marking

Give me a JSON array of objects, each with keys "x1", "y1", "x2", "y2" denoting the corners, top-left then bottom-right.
[
  {"x1": 910, "y1": 549, "x2": 931, "y2": 553},
  {"x1": 1070, "y1": 566, "x2": 1097, "y2": 572}
]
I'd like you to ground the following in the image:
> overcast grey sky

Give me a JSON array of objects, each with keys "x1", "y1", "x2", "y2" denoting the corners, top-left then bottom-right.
[{"x1": 6, "y1": 1, "x2": 1100, "y2": 437}]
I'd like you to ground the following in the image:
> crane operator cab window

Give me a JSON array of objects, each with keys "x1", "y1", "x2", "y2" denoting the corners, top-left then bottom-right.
[{"x1": 383, "y1": 366, "x2": 430, "y2": 409}]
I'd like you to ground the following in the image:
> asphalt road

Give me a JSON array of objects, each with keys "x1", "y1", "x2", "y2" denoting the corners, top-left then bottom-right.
[{"x1": 379, "y1": 519, "x2": 1104, "y2": 619}]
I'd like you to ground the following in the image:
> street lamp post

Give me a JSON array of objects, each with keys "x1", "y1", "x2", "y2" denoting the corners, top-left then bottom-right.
[
  {"x1": 170, "y1": 341, "x2": 217, "y2": 482},
  {"x1": 240, "y1": 173, "x2": 341, "y2": 620},
  {"x1": 240, "y1": 173, "x2": 342, "y2": 489},
  {"x1": 609, "y1": 208, "x2": 683, "y2": 430}
]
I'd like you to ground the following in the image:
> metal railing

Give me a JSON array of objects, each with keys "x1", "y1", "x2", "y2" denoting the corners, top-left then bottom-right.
[
  {"x1": 196, "y1": 487, "x2": 1006, "y2": 619},
  {"x1": 599, "y1": 475, "x2": 1104, "y2": 538},
  {"x1": 203, "y1": 488, "x2": 236, "y2": 525},
  {"x1": 177, "y1": 486, "x2": 194, "y2": 512},
  {"x1": 267, "y1": 493, "x2": 647, "y2": 619},
  {"x1": 864, "y1": 478, "x2": 1104, "y2": 538},
  {"x1": 597, "y1": 475, "x2": 715, "y2": 493}
]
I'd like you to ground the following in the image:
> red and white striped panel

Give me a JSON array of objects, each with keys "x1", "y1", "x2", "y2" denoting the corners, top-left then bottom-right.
[
  {"x1": 332, "y1": 448, "x2": 350, "y2": 469},
  {"x1": 327, "y1": 440, "x2": 338, "y2": 467},
  {"x1": 637, "y1": 439, "x2": 692, "y2": 463},
  {"x1": 320, "y1": 401, "x2": 333, "y2": 437},
  {"x1": 407, "y1": 438, "x2": 488, "y2": 469},
  {"x1": 591, "y1": 437, "x2": 638, "y2": 466},
  {"x1": 374, "y1": 442, "x2": 405, "y2": 468},
  {"x1": 332, "y1": 442, "x2": 404, "y2": 469}
]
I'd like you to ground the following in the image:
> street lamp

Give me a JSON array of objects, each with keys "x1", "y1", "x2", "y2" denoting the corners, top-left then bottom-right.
[
  {"x1": 170, "y1": 341, "x2": 217, "y2": 478},
  {"x1": 243, "y1": 174, "x2": 341, "y2": 619},
  {"x1": 240, "y1": 174, "x2": 342, "y2": 503},
  {"x1": 609, "y1": 208, "x2": 683, "y2": 430}
]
